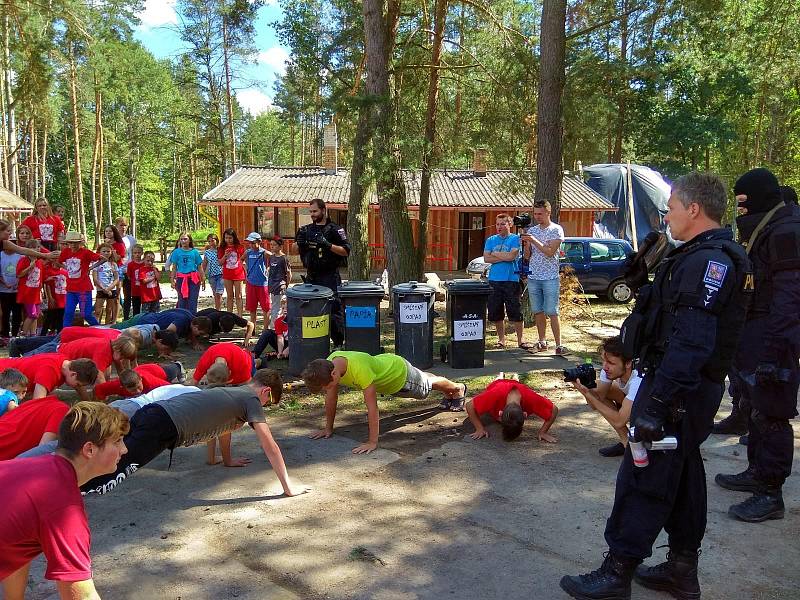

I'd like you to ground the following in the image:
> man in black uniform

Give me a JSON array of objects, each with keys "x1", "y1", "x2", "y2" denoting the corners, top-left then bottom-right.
[
  {"x1": 295, "y1": 198, "x2": 351, "y2": 347},
  {"x1": 715, "y1": 168, "x2": 800, "y2": 522},
  {"x1": 560, "y1": 172, "x2": 751, "y2": 600}
]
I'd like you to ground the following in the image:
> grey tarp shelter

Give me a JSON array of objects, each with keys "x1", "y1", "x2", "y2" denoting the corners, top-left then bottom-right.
[{"x1": 583, "y1": 164, "x2": 671, "y2": 246}]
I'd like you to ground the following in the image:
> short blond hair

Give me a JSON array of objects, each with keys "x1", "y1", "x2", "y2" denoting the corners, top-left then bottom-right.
[
  {"x1": 111, "y1": 336, "x2": 138, "y2": 359},
  {"x1": 58, "y1": 401, "x2": 130, "y2": 456},
  {"x1": 206, "y1": 362, "x2": 231, "y2": 385}
]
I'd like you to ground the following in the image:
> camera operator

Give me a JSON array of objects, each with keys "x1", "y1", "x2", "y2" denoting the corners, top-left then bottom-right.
[
  {"x1": 570, "y1": 336, "x2": 642, "y2": 457},
  {"x1": 561, "y1": 172, "x2": 751, "y2": 600},
  {"x1": 295, "y1": 198, "x2": 351, "y2": 347},
  {"x1": 521, "y1": 200, "x2": 568, "y2": 355}
]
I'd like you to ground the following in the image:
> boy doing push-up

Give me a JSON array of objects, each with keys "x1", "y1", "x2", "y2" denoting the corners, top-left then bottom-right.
[{"x1": 302, "y1": 351, "x2": 467, "y2": 454}]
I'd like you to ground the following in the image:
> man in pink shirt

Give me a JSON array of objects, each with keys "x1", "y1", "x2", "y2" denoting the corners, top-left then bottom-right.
[{"x1": 0, "y1": 402, "x2": 129, "y2": 599}]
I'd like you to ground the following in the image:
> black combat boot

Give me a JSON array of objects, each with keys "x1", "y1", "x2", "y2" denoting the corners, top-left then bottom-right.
[
  {"x1": 634, "y1": 549, "x2": 701, "y2": 600},
  {"x1": 714, "y1": 466, "x2": 761, "y2": 493},
  {"x1": 712, "y1": 411, "x2": 748, "y2": 435},
  {"x1": 560, "y1": 552, "x2": 637, "y2": 600},
  {"x1": 598, "y1": 442, "x2": 626, "y2": 457},
  {"x1": 729, "y1": 488, "x2": 785, "y2": 522},
  {"x1": 738, "y1": 433, "x2": 749, "y2": 446}
]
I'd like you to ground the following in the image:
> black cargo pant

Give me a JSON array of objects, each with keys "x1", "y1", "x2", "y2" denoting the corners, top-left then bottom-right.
[
  {"x1": 747, "y1": 410, "x2": 795, "y2": 489},
  {"x1": 81, "y1": 404, "x2": 178, "y2": 496}
]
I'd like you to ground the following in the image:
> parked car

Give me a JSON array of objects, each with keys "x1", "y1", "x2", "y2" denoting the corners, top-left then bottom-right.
[{"x1": 466, "y1": 237, "x2": 636, "y2": 303}]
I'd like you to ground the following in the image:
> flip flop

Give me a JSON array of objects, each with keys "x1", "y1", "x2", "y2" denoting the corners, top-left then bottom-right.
[
  {"x1": 450, "y1": 383, "x2": 468, "y2": 412},
  {"x1": 518, "y1": 342, "x2": 535, "y2": 351},
  {"x1": 493, "y1": 341, "x2": 506, "y2": 349}
]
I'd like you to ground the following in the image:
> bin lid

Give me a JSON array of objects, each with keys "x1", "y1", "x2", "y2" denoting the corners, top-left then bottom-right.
[
  {"x1": 444, "y1": 278, "x2": 493, "y2": 295},
  {"x1": 285, "y1": 283, "x2": 334, "y2": 299},
  {"x1": 391, "y1": 280, "x2": 436, "y2": 296},
  {"x1": 337, "y1": 280, "x2": 385, "y2": 298}
]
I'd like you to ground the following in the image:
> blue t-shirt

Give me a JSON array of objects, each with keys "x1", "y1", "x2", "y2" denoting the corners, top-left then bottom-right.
[
  {"x1": 139, "y1": 308, "x2": 194, "y2": 337},
  {"x1": 245, "y1": 248, "x2": 268, "y2": 286},
  {"x1": 0, "y1": 389, "x2": 18, "y2": 416},
  {"x1": 170, "y1": 248, "x2": 202, "y2": 274},
  {"x1": 484, "y1": 233, "x2": 521, "y2": 282}
]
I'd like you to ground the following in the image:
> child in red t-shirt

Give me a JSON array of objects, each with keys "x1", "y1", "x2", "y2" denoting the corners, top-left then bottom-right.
[
  {"x1": 42, "y1": 259, "x2": 67, "y2": 335},
  {"x1": 59, "y1": 231, "x2": 106, "y2": 327},
  {"x1": 21, "y1": 198, "x2": 64, "y2": 251},
  {"x1": 187, "y1": 342, "x2": 254, "y2": 386},
  {"x1": 466, "y1": 373, "x2": 559, "y2": 443},
  {"x1": 127, "y1": 244, "x2": 145, "y2": 317},
  {"x1": 219, "y1": 228, "x2": 245, "y2": 316},
  {"x1": 100, "y1": 224, "x2": 127, "y2": 266},
  {"x1": 137, "y1": 251, "x2": 162, "y2": 312},
  {"x1": 93, "y1": 363, "x2": 174, "y2": 402},
  {"x1": 16, "y1": 240, "x2": 44, "y2": 336}
]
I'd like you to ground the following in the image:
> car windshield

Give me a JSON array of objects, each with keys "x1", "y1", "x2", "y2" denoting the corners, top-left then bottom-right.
[{"x1": 589, "y1": 242, "x2": 626, "y2": 262}]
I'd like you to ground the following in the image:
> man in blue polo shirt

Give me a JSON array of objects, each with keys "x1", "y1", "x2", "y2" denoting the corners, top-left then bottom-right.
[{"x1": 483, "y1": 214, "x2": 529, "y2": 349}]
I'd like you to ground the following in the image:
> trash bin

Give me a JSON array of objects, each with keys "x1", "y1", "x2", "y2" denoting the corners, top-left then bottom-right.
[
  {"x1": 286, "y1": 283, "x2": 334, "y2": 376},
  {"x1": 338, "y1": 281, "x2": 385, "y2": 355},
  {"x1": 441, "y1": 279, "x2": 492, "y2": 368},
  {"x1": 392, "y1": 281, "x2": 437, "y2": 369}
]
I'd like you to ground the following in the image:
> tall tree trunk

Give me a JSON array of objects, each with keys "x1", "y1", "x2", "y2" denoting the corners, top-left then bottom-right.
[
  {"x1": 222, "y1": 15, "x2": 237, "y2": 172},
  {"x1": 346, "y1": 107, "x2": 373, "y2": 281},
  {"x1": 4, "y1": 15, "x2": 18, "y2": 195},
  {"x1": 535, "y1": 0, "x2": 566, "y2": 221},
  {"x1": 68, "y1": 42, "x2": 87, "y2": 236},
  {"x1": 0, "y1": 52, "x2": 7, "y2": 189},
  {"x1": 128, "y1": 150, "x2": 138, "y2": 238},
  {"x1": 289, "y1": 120, "x2": 296, "y2": 165},
  {"x1": 64, "y1": 128, "x2": 75, "y2": 230},
  {"x1": 612, "y1": 1, "x2": 628, "y2": 163},
  {"x1": 90, "y1": 76, "x2": 102, "y2": 245},
  {"x1": 171, "y1": 148, "x2": 177, "y2": 231},
  {"x1": 363, "y1": 0, "x2": 416, "y2": 286},
  {"x1": 39, "y1": 125, "x2": 47, "y2": 198},
  {"x1": 416, "y1": 0, "x2": 448, "y2": 276},
  {"x1": 104, "y1": 158, "x2": 111, "y2": 226}
]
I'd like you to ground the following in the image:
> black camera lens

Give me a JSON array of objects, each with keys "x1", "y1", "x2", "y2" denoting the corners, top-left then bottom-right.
[{"x1": 563, "y1": 364, "x2": 597, "y2": 389}]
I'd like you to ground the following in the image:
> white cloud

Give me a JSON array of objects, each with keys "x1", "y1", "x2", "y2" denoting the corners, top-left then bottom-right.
[
  {"x1": 138, "y1": 0, "x2": 178, "y2": 29},
  {"x1": 238, "y1": 89, "x2": 273, "y2": 116},
  {"x1": 258, "y1": 47, "x2": 290, "y2": 76}
]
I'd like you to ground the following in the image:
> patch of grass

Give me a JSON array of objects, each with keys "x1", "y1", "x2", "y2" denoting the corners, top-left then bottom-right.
[{"x1": 348, "y1": 546, "x2": 386, "y2": 566}]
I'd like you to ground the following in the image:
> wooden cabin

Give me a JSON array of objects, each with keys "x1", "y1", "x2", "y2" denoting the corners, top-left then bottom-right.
[{"x1": 200, "y1": 130, "x2": 616, "y2": 272}]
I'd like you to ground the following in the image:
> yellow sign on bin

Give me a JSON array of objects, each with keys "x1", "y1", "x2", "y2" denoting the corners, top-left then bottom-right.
[{"x1": 302, "y1": 315, "x2": 330, "y2": 338}]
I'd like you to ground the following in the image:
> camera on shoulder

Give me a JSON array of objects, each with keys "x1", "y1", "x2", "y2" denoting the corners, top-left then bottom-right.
[{"x1": 563, "y1": 364, "x2": 597, "y2": 388}]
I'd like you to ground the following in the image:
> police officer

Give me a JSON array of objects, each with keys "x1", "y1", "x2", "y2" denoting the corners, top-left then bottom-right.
[
  {"x1": 295, "y1": 198, "x2": 351, "y2": 347},
  {"x1": 715, "y1": 169, "x2": 800, "y2": 522},
  {"x1": 561, "y1": 173, "x2": 751, "y2": 600}
]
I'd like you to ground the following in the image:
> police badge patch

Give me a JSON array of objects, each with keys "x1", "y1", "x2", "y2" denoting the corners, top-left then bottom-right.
[{"x1": 703, "y1": 261, "x2": 728, "y2": 288}]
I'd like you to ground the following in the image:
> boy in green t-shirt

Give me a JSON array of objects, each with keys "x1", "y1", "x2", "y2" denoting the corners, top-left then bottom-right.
[{"x1": 302, "y1": 351, "x2": 467, "y2": 454}]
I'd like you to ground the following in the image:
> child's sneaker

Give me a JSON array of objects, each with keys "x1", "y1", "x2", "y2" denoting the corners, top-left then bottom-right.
[
  {"x1": 176, "y1": 361, "x2": 186, "y2": 383},
  {"x1": 555, "y1": 345, "x2": 571, "y2": 356},
  {"x1": 536, "y1": 340, "x2": 548, "y2": 352}
]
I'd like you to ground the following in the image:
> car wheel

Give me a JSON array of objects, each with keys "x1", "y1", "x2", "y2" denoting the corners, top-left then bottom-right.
[{"x1": 607, "y1": 279, "x2": 633, "y2": 303}]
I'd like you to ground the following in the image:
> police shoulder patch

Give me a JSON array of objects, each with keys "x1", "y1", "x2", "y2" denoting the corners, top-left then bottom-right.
[
  {"x1": 702, "y1": 260, "x2": 728, "y2": 288},
  {"x1": 337, "y1": 227, "x2": 347, "y2": 240}
]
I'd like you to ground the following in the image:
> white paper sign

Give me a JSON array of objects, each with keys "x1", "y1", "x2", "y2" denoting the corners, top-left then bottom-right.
[
  {"x1": 453, "y1": 319, "x2": 484, "y2": 341},
  {"x1": 399, "y1": 302, "x2": 427, "y2": 323}
]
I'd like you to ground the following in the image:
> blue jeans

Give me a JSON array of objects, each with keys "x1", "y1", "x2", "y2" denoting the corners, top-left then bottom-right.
[
  {"x1": 528, "y1": 277, "x2": 560, "y2": 315},
  {"x1": 176, "y1": 278, "x2": 200, "y2": 313},
  {"x1": 64, "y1": 291, "x2": 99, "y2": 327}
]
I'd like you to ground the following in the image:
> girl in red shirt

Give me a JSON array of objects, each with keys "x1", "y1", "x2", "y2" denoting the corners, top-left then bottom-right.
[
  {"x1": 41, "y1": 260, "x2": 67, "y2": 335},
  {"x1": 127, "y1": 244, "x2": 145, "y2": 317},
  {"x1": 137, "y1": 251, "x2": 162, "y2": 312},
  {"x1": 16, "y1": 240, "x2": 44, "y2": 336},
  {"x1": 21, "y1": 199, "x2": 65, "y2": 251},
  {"x1": 99, "y1": 225, "x2": 126, "y2": 266},
  {"x1": 219, "y1": 228, "x2": 245, "y2": 316},
  {"x1": 59, "y1": 231, "x2": 106, "y2": 327}
]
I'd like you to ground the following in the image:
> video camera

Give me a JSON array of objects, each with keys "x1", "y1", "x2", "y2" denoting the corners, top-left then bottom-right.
[
  {"x1": 513, "y1": 213, "x2": 532, "y2": 229},
  {"x1": 563, "y1": 364, "x2": 597, "y2": 389}
]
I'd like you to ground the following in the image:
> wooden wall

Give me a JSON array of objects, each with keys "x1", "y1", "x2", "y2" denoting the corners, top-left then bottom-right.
[{"x1": 214, "y1": 203, "x2": 599, "y2": 272}]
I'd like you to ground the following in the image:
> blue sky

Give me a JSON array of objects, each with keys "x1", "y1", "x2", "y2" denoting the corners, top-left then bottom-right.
[{"x1": 133, "y1": 0, "x2": 289, "y2": 115}]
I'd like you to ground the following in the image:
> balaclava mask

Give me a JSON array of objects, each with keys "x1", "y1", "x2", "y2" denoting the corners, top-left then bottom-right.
[{"x1": 734, "y1": 168, "x2": 782, "y2": 241}]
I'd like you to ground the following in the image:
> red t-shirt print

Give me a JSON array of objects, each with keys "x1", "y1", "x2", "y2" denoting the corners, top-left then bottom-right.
[
  {"x1": 59, "y1": 247, "x2": 102, "y2": 293},
  {"x1": 94, "y1": 364, "x2": 170, "y2": 401},
  {"x1": 58, "y1": 338, "x2": 114, "y2": 372},
  {"x1": 138, "y1": 266, "x2": 162, "y2": 303},
  {"x1": 16, "y1": 257, "x2": 43, "y2": 305},
  {"x1": 44, "y1": 265, "x2": 67, "y2": 309},
  {"x1": 22, "y1": 215, "x2": 64, "y2": 243}
]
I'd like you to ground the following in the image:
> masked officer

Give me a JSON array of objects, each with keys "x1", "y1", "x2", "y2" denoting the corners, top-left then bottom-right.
[
  {"x1": 295, "y1": 198, "x2": 351, "y2": 347},
  {"x1": 561, "y1": 173, "x2": 751, "y2": 600},
  {"x1": 715, "y1": 169, "x2": 800, "y2": 522}
]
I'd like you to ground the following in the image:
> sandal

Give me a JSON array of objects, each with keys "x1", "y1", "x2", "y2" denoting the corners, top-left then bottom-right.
[
  {"x1": 493, "y1": 341, "x2": 506, "y2": 349},
  {"x1": 518, "y1": 342, "x2": 535, "y2": 351},
  {"x1": 450, "y1": 383, "x2": 468, "y2": 412}
]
